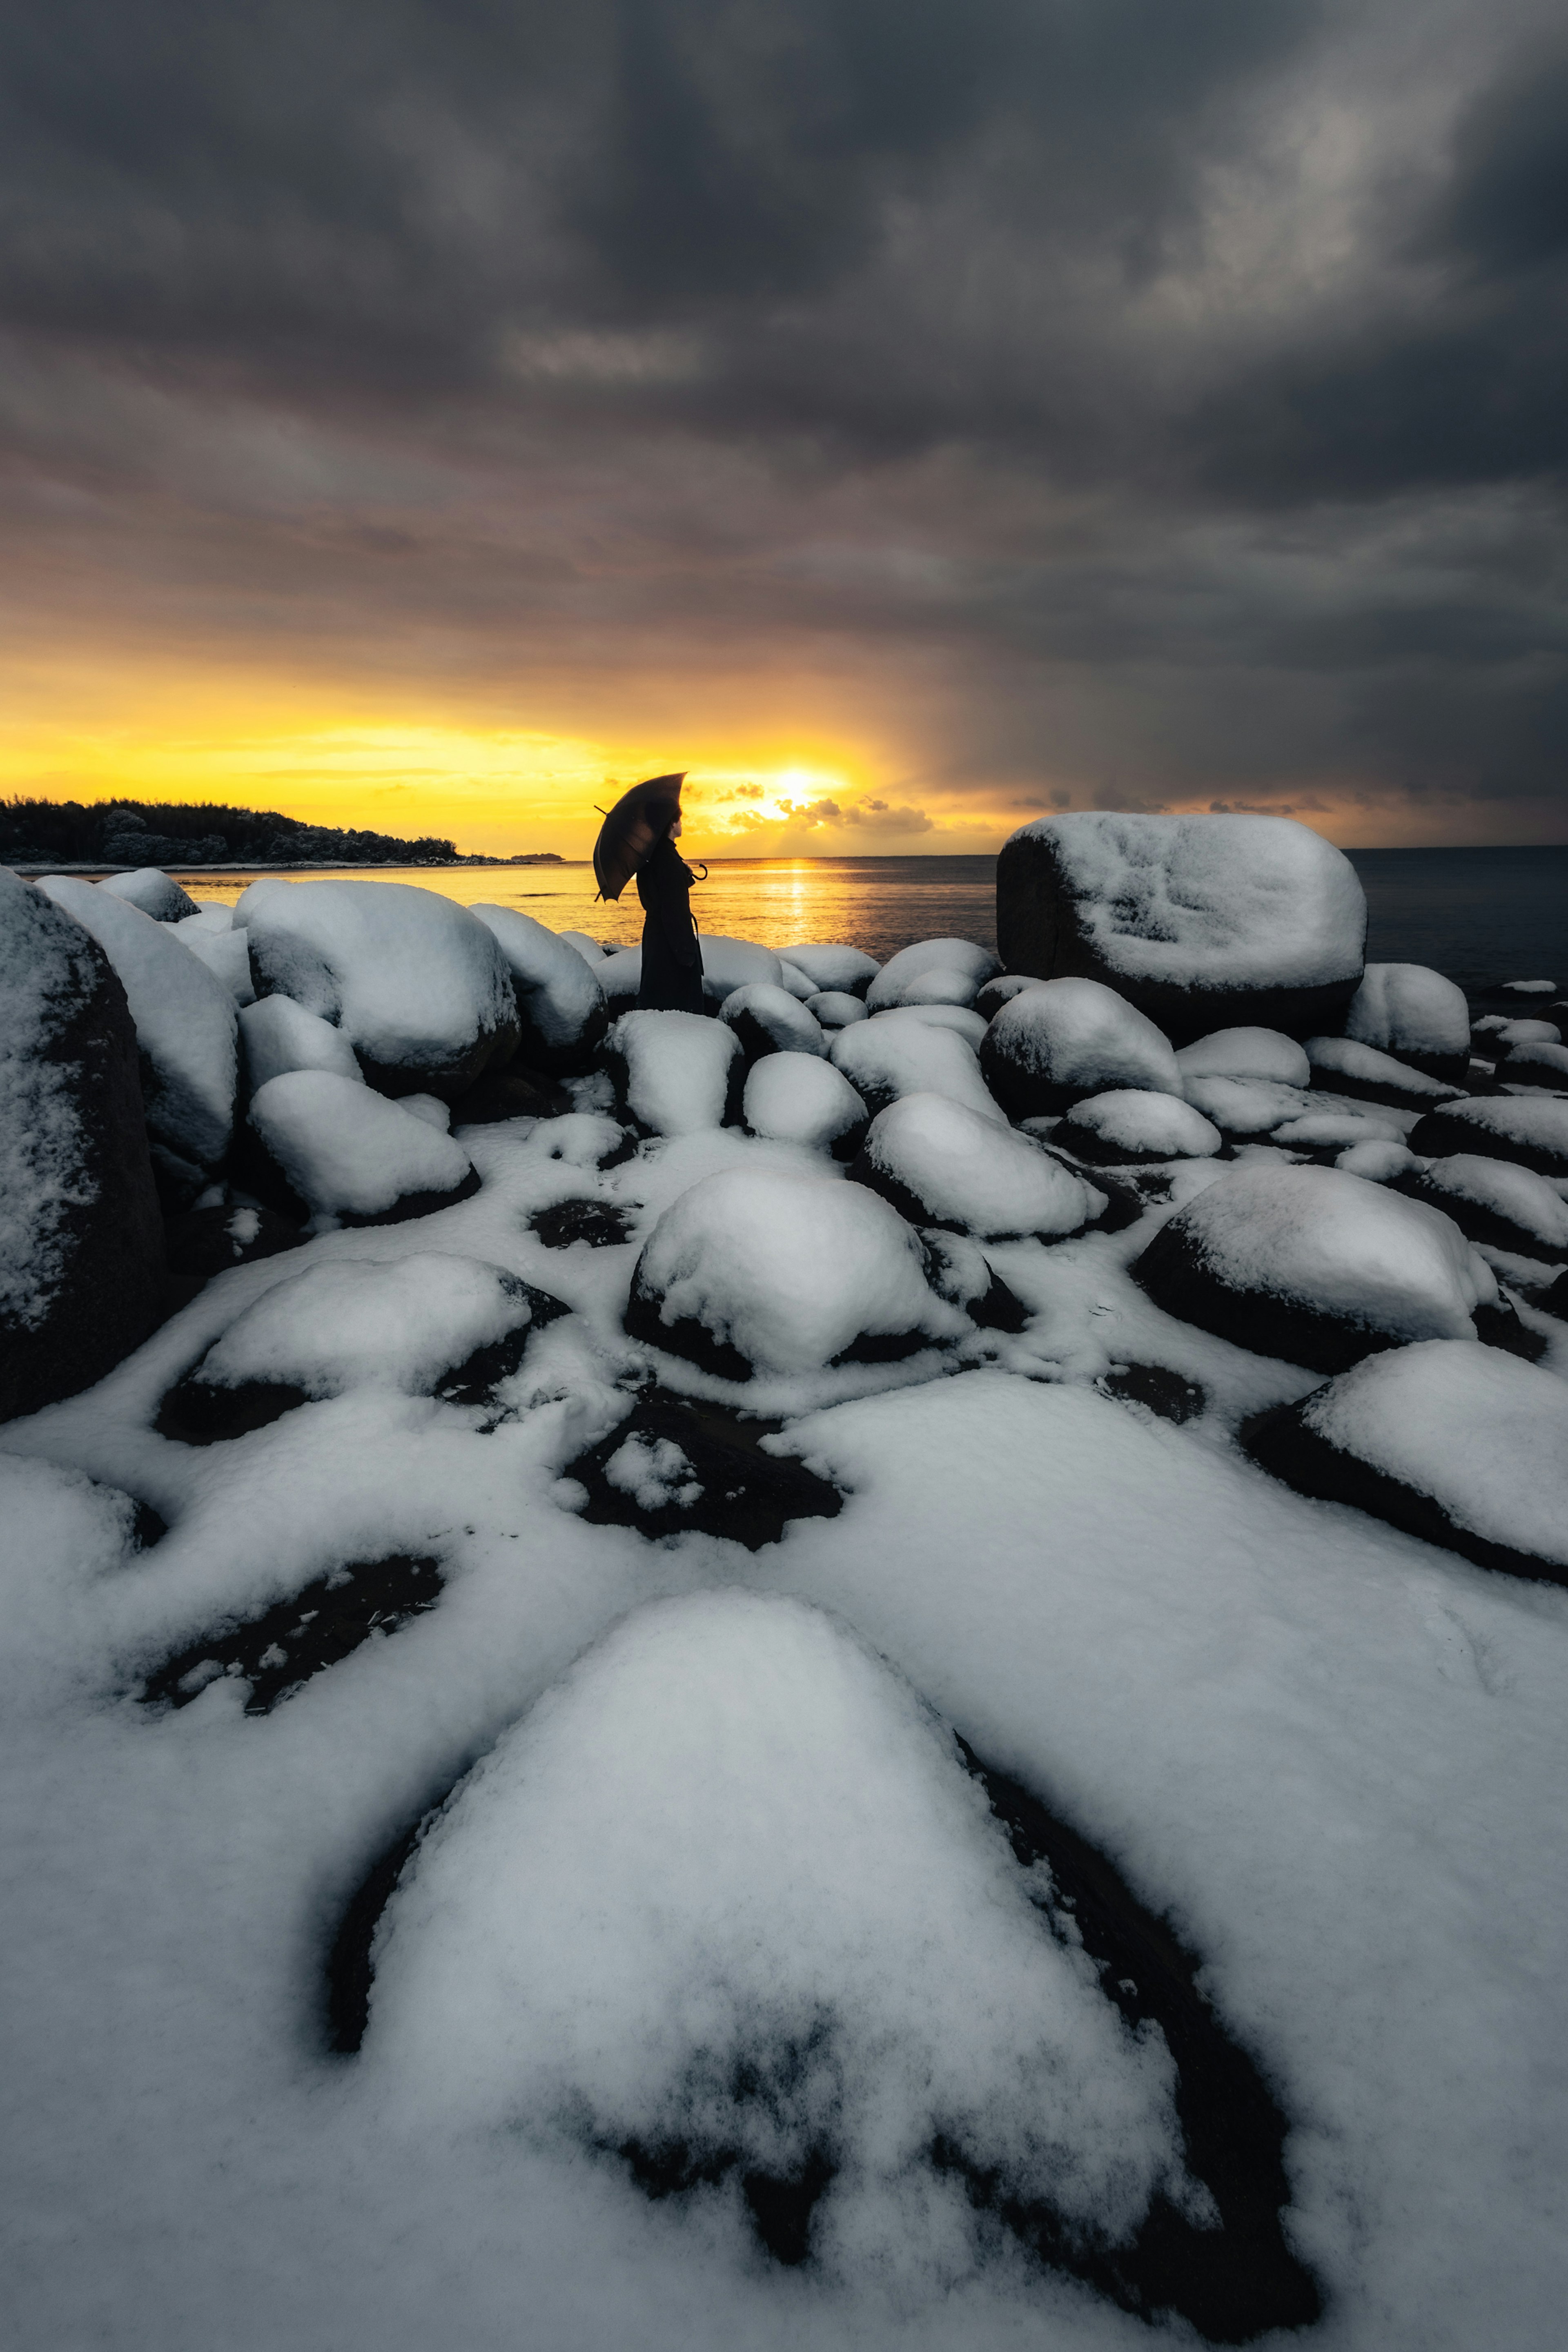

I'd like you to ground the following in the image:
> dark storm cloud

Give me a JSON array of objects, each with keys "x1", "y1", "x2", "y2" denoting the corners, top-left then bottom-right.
[{"x1": 0, "y1": 0, "x2": 1566, "y2": 829}]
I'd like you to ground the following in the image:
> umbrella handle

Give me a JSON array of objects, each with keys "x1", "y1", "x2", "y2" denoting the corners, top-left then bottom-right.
[{"x1": 689, "y1": 862, "x2": 709, "y2": 883}]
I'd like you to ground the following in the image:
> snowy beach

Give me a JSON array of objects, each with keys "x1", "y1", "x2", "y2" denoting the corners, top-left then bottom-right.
[{"x1": 4, "y1": 814, "x2": 1568, "y2": 2351}]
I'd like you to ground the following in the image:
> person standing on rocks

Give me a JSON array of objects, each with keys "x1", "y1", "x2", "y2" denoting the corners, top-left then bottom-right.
[{"x1": 590, "y1": 771, "x2": 706, "y2": 1014}]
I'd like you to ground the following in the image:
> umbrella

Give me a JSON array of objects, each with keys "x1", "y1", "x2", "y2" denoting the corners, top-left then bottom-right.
[{"x1": 592, "y1": 771, "x2": 687, "y2": 902}]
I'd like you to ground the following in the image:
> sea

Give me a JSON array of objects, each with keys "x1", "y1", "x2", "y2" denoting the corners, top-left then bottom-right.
[{"x1": 154, "y1": 846, "x2": 1567, "y2": 994}]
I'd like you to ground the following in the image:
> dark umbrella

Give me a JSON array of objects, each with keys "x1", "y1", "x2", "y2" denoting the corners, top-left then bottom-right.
[{"x1": 592, "y1": 772, "x2": 687, "y2": 902}]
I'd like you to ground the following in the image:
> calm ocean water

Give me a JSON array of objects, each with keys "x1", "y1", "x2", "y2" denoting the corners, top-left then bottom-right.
[{"x1": 170, "y1": 846, "x2": 1566, "y2": 991}]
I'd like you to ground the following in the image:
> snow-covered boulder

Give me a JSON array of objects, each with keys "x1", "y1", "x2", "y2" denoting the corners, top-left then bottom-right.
[
  {"x1": 469, "y1": 905, "x2": 609, "y2": 1074},
  {"x1": 1056, "y1": 1090, "x2": 1223, "y2": 1165},
  {"x1": 244, "y1": 1070, "x2": 479, "y2": 1226},
  {"x1": 592, "y1": 947, "x2": 642, "y2": 1007},
  {"x1": 996, "y1": 813, "x2": 1366, "y2": 1043},
  {"x1": 0, "y1": 869, "x2": 163, "y2": 1421},
  {"x1": 37, "y1": 873, "x2": 238, "y2": 1172},
  {"x1": 918, "y1": 1227, "x2": 1031, "y2": 1331},
  {"x1": 1390, "y1": 1154, "x2": 1568, "y2": 1262},
  {"x1": 100, "y1": 867, "x2": 200, "y2": 922},
  {"x1": 980, "y1": 977, "x2": 1182, "y2": 1121},
  {"x1": 775, "y1": 959, "x2": 817, "y2": 1001},
  {"x1": 1245, "y1": 1342, "x2": 1568, "y2": 1586},
  {"x1": 742, "y1": 1054, "x2": 868, "y2": 1159},
  {"x1": 717, "y1": 982, "x2": 827, "y2": 1061},
  {"x1": 365, "y1": 1591, "x2": 1198, "y2": 2277},
  {"x1": 1343, "y1": 963, "x2": 1470, "y2": 1085},
  {"x1": 1180, "y1": 1074, "x2": 1312, "y2": 1138},
  {"x1": 1408, "y1": 1096, "x2": 1568, "y2": 1180},
  {"x1": 849, "y1": 1092, "x2": 1100, "y2": 1240},
  {"x1": 1133, "y1": 1162, "x2": 1499, "y2": 1373},
  {"x1": 1175, "y1": 1028, "x2": 1312, "y2": 1088},
  {"x1": 1500, "y1": 1040, "x2": 1568, "y2": 1092},
  {"x1": 239, "y1": 995, "x2": 365, "y2": 1093},
  {"x1": 1305, "y1": 1036, "x2": 1464, "y2": 1112},
  {"x1": 557, "y1": 930, "x2": 606, "y2": 966},
  {"x1": 625, "y1": 1166, "x2": 968, "y2": 1379},
  {"x1": 698, "y1": 935, "x2": 785, "y2": 1004},
  {"x1": 236, "y1": 879, "x2": 518, "y2": 1102},
  {"x1": 806, "y1": 990, "x2": 868, "y2": 1030},
  {"x1": 876, "y1": 1002, "x2": 989, "y2": 1049},
  {"x1": 780, "y1": 942, "x2": 880, "y2": 996},
  {"x1": 975, "y1": 973, "x2": 1047, "y2": 1020},
  {"x1": 172, "y1": 918, "x2": 255, "y2": 1006},
  {"x1": 602, "y1": 1009, "x2": 743, "y2": 1136},
  {"x1": 831, "y1": 1008, "x2": 1004, "y2": 1127},
  {"x1": 865, "y1": 937, "x2": 999, "y2": 1014}
]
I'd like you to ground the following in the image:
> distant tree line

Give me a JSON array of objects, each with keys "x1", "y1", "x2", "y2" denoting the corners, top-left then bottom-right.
[{"x1": 0, "y1": 797, "x2": 463, "y2": 867}]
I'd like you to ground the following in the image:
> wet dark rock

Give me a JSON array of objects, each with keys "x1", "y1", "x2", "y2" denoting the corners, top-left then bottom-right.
[
  {"x1": 140, "y1": 1553, "x2": 445, "y2": 1714},
  {"x1": 1408, "y1": 1098, "x2": 1568, "y2": 1179},
  {"x1": 530, "y1": 1197, "x2": 635, "y2": 1249},
  {"x1": 565, "y1": 1390, "x2": 844, "y2": 1550},
  {"x1": 451, "y1": 1065, "x2": 575, "y2": 1125},
  {"x1": 163, "y1": 1203, "x2": 305, "y2": 1280},
  {"x1": 1098, "y1": 1364, "x2": 1207, "y2": 1423}
]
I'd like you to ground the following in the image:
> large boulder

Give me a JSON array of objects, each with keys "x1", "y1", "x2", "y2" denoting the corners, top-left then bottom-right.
[
  {"x1": 996, "y1": 813, "x2": 1365, "y2": 1044},
  {"x1": 849, "y1": 1092, "x2": 1100, "y2": 1240},
  {"x1": 780, "y1": 942, "x2": 881, "y2": 996},
  {"x1": 1343, "y1": 964, "x2": 1471, "y2": 1085},
  {"x1": 806, "y1": 990, "x2": 869, "y2": 1031},
  {"x1": 1499, "y1": 1040, "x2": 1568, "y2": 1092},
  {"x1": 625, "y1": 1167, "x2": 968, "y2": 1379},
  {"x1": 1388, "y1": 1154, "x2": 1568, "y2": 1263},
  {"x1": 718, "y1": 982, "x2": 827, "y2": 1061},
  {"x1": 865, "y1": 938, "x2": 999, "y2": 1013},
  {"x1": 1055, "y1": 1090, "x2": 1222, "y2": 1165},
  {"x1": 980, "y1": 977, "x2": 1182, "y2": 1120},
  {"x1": 831, "y1": 1008, "x2": 1004, "y2": 1127},
  {"x1": 100, "y1": 867, "x2": 200, "y2": 922},
  {"x1": 244, "y1": 1070, "x2": 479, "y2": 1226},
  {"x1": 742, "y1": 1055, "x2": 868, "y2": 1158},
  {"x1": 1305, "y1": 1036, "x2": 1466, "y2": 1114},
  {"x1": 0, "y1": 869, "x2": 164, "y2": 1421},
  {"x1": 602, "y1": 1009, "x2": 744, "y2": 1136},
  {"x1": 239, "y1": 995, "x2": 365, "y2": 1092},
  {"x1": 37, "y1": 874, "x2": 238, "y2": 1174},
  {"x1": 235, "y1": 879, "x2": 518, "y2": 1102},
  {"x1": 1407, "y1": 1096, "x2": 1568, "y2": 1180},
  {"x1": 1244, "y1": 1341, "x2": 1568, "y2": 1586},
  {"x1": 1175, "y1": 1029, "x2": 1311, "y2": 1088},
  {"x1": 469, "y1": 905, "x2": 609, "y2": 1074},
  {"x1": 1132, "y1": 1162, "x2": 1500, "y2": 1373}
]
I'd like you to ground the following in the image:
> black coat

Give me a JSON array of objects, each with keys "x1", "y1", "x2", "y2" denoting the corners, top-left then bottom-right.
[{"x1": 636, "y1": 835, "x2": 705, "y2": 1013}]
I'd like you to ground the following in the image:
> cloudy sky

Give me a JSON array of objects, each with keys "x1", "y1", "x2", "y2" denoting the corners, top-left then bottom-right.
[{"x1": 2, "y1": 0, "x2": 1565, "y2": 855}]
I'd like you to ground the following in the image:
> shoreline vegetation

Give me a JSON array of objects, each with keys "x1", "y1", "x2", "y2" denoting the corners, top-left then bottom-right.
[{"x1": 0, "y1": 795, "x2": 563, "y2": 871}]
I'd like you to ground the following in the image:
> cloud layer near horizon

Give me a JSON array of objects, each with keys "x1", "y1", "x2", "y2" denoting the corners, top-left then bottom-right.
[{"x1": 1, "y1": 0, "x2": 1565, "y2": 850}]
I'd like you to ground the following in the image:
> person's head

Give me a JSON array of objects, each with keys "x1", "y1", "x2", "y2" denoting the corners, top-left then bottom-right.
[{"x1": 644, "y1": 792, "x2": 682, "y2": 844}]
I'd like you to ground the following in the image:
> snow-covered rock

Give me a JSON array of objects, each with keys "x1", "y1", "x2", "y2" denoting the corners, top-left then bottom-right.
[
  {"x1": 875, "y1": 1002, "x2": 989, "y2": 1048},
  {"x1": 1501, "y1": 1040, "x2": 1568, "y2": 1091},
  {"x1": 368, "y1": 1590, "x2": 1196, "y2": 2274},
  {"x1": 805, "y1": 990, "x2": 868, "y2": 1030},
  {"x1": 1133, "y1": 1161, "x2": 1499, "y2": 1372},
  {"x1": 980, "y1": 977, "x2": 1182, "y2": 1120},
  {"x1": 1245, "y1": 1341, "x2": 1568, "y2": 1584},
  {"x1": 849, "y1": 1092, "x2": 1100, "y2": 1239},
  {"x1": 1408, "y1": 1096, "x2": 1568, "y2": 1179},
  {"x1": 865, "y1": 937, "x2": 999, "y2": 1013},
  {"x1": 698, "y1": 935, "x2": 786, "y2": 1004},
  {"x1": 556, "y1": 930, "x2": 606, "y2": 966},
  {"x1": 717, "y1": 982, "x2": 827, "y2": 1061},
  {"x1": 1343, "y1": 964, "x2": 1471, "y2": 1084},
  {"x1": 975, "y1": 974, "x2": 1047, "y2": 1021},
  {"x1": 100, "y1": 867, "x2": 200, "y2": 922},
  {"x1": 1335, "y1": 1139, "x2": 1420, "y2": 1182},
  {"x1": 625, "y1": 1166, "x2": 968, "y2": 1379},
  {"x1": 1175, "y1": 1028, "x2": 1312, "y2": 1088},
  {"x1": 1056, "y1": 1090, "x2": 1223, "y2": 1165},
  {"x1": 775, "y1": 959, "x2": 817, "y2": 1001},
  {"x1": 173, "y1": 919, "x2": 255, "y2": 1006},
  {"x1": 1273, "y1": 1108, "x2": 1408, "y2": 1152},
  {"x1": 996, "y1": 812, "x2": 1366, "y2": 1042},
  {"x1": 239, "y1": 995, "x2": 365, "y2": 1093},
  {"x1": 1390, "y1": 1154, "x2": 1568, "y2": 1262},
  {"x1": 245, "y1": 1070, "x2": 479, "y2": 1226},
  {"x1": 742, "y1": 1054, "x2": 868, "y2": 1159},
  {"x1": 603, "y1": 1010, "x2": 743, "y2": 1136},
  {"x1": 236, "y1": 879, "x2": 519, "y2": 1101},
  {"x1": 470, "y1": 905, "x2": 609, "y2": 1074},
  {"x1": 37, "y1": 873, "x2": 238, "y2": 1171},
  {"x1": 780, "y1": 942, "x2": 880, "y2": 996},
  {"x1": 592, "y1": 947, "x2": 642, "y2": 1007},
  {"x1": 1180, "y1": 1074, "x2": 1312, "y2": 1137},
  {"x1": 831, "y1": 1008, "x2": 1004, "y2": 1127},
  {"x1": 0, "y1": 868, "x2": 163, "y2": 1421},
  {"x1": 1492, "y1": 1018, "x2": 1560, "y2": 1051},
  {"x1": 1306, "y1": 1036, "x2": 1464, "y2": 1111}
]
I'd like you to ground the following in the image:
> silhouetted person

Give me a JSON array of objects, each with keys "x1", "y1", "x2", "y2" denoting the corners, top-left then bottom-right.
[{"x1": 636, "y1": 803, "x2": 705, "y2": 1013}]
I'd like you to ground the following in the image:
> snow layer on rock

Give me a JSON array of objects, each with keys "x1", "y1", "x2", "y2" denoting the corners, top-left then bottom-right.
[
  {"x1": 593, "y1": 947, "x2": 642, "y2": 1005},
  {"x1": 178, "y1": 903, "x2": 234, "y2": 933},
  {"x1": 1495, "y1": 1019, "x2": 1561, "y2": 1049},
  {"x1": 174, "y1": 922, "x2": 256, "y2": 1005},
  {"x1": 630, "y1": 1166, "x2": 967, "y2": 1375},
  {"x1": 1410, "y1": 1096, "x2": 1568, "y2": 1176},
  {"x1": 1503, "y1": 979, "x2": 1556, "y2": 995},
  {"x1": 1345, "y1": 964, "x2": 1470, "y2": 1060},
  {"x1": 1182, "y1": 1074, "x2": 1311, "y2": 1134},
  {"x1": 400, "y1": 1095, "x2": 452, "y2": 1133},
  {"x1": 1307, "y1": 1036, "x2": 1460, "y2": 1099},
  {"x1": 556, "y1": 931, "x2": 606, "y2": 965},
  {"x1": 470, "y1": 905, "x2": 608, "y2": 1060},
  {"x1": 857, "y1": 1092, "x2": 1098, "y2": 1238},
  {"x1": 1176, "y1": 1028, "x2": 1312, "y2": 1086},
  {"x1": 248, "y1": 1071, "x2": 474, "y2": 1221},
  {"x1": 236, "y1": 879, "x2": 517, "y2": 1097},
  {"x1": 1274, "y1": 1109, "x2": 1408, "y2": 1149},
  {"x1": 831, "y1": 1009, "x2": 1004, "y2": 1127},
  {"x1": 1058, "y1": 1090, "x2": 1221, "y2": 1160},
  {"x1": 781, "y1": 942, "x2": 881, "y2": 996},
  {"x1": 369, "y1": 1591, "x2": 1188, "y2": 2259},
  {"x1": 240, "y1": 995, "x2": 365, "y2": 1091},
  {"x1": 775, "y1": 959, "x2": 816, "y2": 1001},
  {"x1": 717, "y1": 981, "x2": 826, "y2": 1058},
  {"x1": 1415, "y1": 1155, "x2": 1568, "y2": 1255},
  {"x1": 697, "y1": 935, "x2": 784, "y2": 1002},
  {"x1": 866, "y1": 937, "x2": 998, "y2": 1013},
  {"x1": 1336, "y1": 1140, "x2": 1420, "y2": 1180},
  {"x1": 606, "y1": 1010, "x2": 741, "y2": 1136},
  {"x1": 0, "y1": 878, "x2": 102, "y2": 1328},
  {"x1": 1008, "y1": 812, "x2": 1365, "y2": 989},
  {"x1": 37, "y1": 873, "x2": 238, "y2": 1166},
  {"x1": 743, "y1": 1054, "x2": 867, "y2": 1153},
  {"x1": 1503, "y1": 1041, "x2": 1568, "y2": 1087},
  {"x1": 1155, "y1": 1163, "x2": 1496, "y2": 1339},
  {"x1": 1299, "y1": 1342, "x2": 1568, "y2": 1566},
  {"x1": 100, "y1": 867, "x2": 200, "y2": 921},
  {"x1": 981, "y1": 978, "x2": 1182, "y2": 1117},
  {"x1": 806, "y1": 990, "x2": 868, "y2": 1029},
  {"x1": 875, "y1": 1002, "x2": 989, "y2": 1048},
  {"x1": 192, "y1": 1253, "x2": 532, "y2": 1400},
  {"x1": 601, "y1": 1431, "x2": 702, "y2": 1510}
]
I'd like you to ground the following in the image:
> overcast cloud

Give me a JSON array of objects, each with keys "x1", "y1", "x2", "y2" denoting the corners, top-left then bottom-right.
[{"x1": 1, "y1": 0, "x2": 1565, "y2": 841}]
